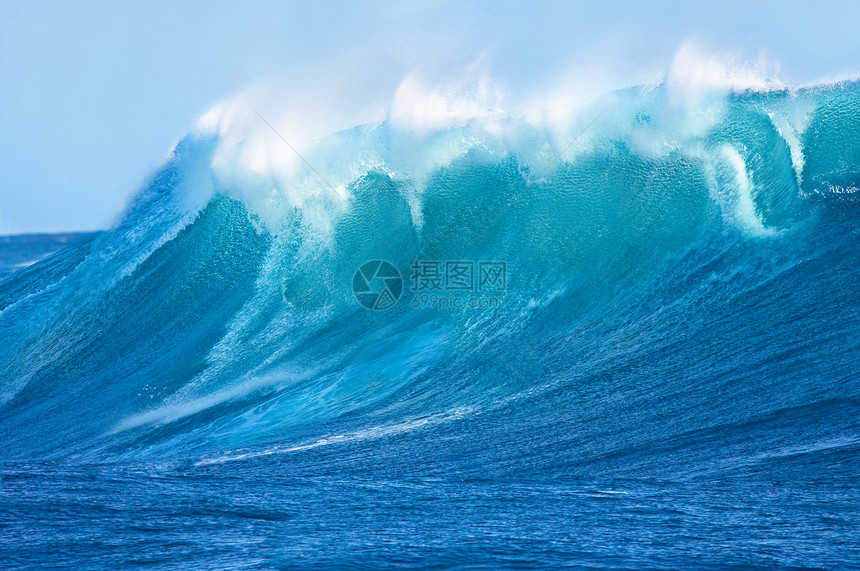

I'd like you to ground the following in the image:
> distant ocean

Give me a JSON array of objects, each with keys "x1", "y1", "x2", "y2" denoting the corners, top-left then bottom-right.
[
  {"x1": 1, "y1": 80, "x2": 858, "y2": 568},
  {"x1": 0, "y1": 232, "x2": 101, "y2": 276}
]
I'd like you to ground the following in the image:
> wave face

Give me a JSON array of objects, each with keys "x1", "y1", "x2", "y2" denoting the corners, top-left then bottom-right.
[{"x1": 1, "y1": 80, "x2": 859, "y2": 567}]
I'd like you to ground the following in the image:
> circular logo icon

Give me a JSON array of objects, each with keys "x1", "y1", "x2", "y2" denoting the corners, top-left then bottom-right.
[{"x1": 352, "y1": 260, "x2": 403, "y2": 311}]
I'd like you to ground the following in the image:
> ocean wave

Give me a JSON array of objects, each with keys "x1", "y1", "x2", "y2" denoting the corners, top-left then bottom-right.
[{"x1": 0, "y1": 75, "x2": 858, "y2": 465}]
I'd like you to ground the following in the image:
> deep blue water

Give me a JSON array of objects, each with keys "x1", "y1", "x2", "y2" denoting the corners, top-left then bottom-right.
[{"x1": 1, "y1": 82, "x2": 858, "y2": 568}]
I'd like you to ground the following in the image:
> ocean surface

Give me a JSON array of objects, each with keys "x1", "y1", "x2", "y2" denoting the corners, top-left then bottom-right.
[
  {"x1": 0, "y1": 233, "x2": 101, "y2": 277},
  {"x1": 1, "y1": 80, "x2": 859, "y2": 569}
]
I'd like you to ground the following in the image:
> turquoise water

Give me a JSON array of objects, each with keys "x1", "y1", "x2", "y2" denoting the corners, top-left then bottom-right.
[{"x1": 1, "y1": 81, "x2": 858, "y2": 568}]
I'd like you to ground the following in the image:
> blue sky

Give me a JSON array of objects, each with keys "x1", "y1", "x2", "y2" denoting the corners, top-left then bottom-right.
[{"x1": 1, "y1": 0, "x2": 859, "y2": 234}]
